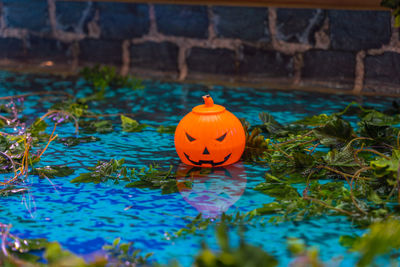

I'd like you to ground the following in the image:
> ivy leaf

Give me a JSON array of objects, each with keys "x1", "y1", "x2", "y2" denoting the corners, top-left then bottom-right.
[
  {"x1": 31, "y1": 166, "x2": 75, "y2": 179},
  {"x1": 313, "y1": 116, "x2": 353, "y2": 146},
  {"x1": 121, "y1": 115, "x2": 148, "y2": 132}
]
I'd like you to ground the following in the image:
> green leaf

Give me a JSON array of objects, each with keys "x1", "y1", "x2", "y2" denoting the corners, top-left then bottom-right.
[
  {"x1": 380, "y1": 0, "x2": 400, "y2": 9},
  {"x1": 339, "y1": 235, "x2": 358, "y2": 248},
  {"x1": 80, "y1": 120, "x2": 113, "y2": 134},
  {"x1": 370, "y1": 150, "x2": 400, "y2": 177},
  {"x1": 323, "y1": 145, "x2": 359, "y2": 167},
  {"x1": 31, "y1": 165, "x2": 75, "y2": 179},
  {"x1": 254, "y1": 181, "x2": 299, "y2": 200},
  {"x1": 58, "y1": 136, "x2": 100, "y2": 147},
  {"x1": 156, "y1": 125, "x2": 177, "y2": 134},
  {"x1": 293, "y1": 152, "x2": 315, "y2": 169},
  {"x1": 121, "y1": 115, "x2": 147, "y2": 132},
  {"x1": 71, "y1": 159, "x2": 128, "y2": 184},
  {"x1": 44, "y1": 242, "x2": 87, "y2": 267},
  {"x1": 240, "y1": 118, "x2": 269, "y2": 161},
  {"x1": 27, "y1": 118, "x2": 47, "y2": 136},
  {"x1": 258, "y1": 112, "x2": 289, "y2": 136},
  {"x1": 292, "y1": 114, "x2": 332, "y2": 126},
  {"x1": 195, "y1": 223, "x2": 278, "y2": 267},
  {"x1": 113, "y1": 237, "x2": 121, "y2": 247},
  {"x1": 125, "y1": 165, "x2": 177, "y2": 194},
  {"x1": 0, "y1": 186, "x2": 28, "y2": 197},
  {"x1": 361, "y1": 110, "x2": 400, "y2": 126},
  {"x1": 313, "y1": 116, "x2": 353, "y2": 146},
  {"x1": 93, "y1": 120, "x2": 113, "y2": 133},
  {"x1": 351, "y1": 219, "x2": 400, "y2": 267}
]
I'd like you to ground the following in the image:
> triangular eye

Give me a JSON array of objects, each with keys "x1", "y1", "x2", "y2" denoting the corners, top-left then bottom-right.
[
  {"x1": 186, "y1": 132, "x2": 196, "y2": 142},
  {"x1": 216, "y1": 132, "x2": 227, "y2": 142}
]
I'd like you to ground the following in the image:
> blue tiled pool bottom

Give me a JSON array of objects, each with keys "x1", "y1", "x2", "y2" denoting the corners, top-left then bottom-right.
[{"x1": 0, "y1": 71, "x2": 394, "y2": 266}]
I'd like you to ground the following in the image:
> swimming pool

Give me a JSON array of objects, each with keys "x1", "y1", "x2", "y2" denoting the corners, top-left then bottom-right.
[{"x1": 0, "y1": 70, "x2": 397, "y2": 266}]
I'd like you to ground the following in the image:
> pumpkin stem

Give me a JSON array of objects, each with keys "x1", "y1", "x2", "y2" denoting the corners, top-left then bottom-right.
[{"x1": 203, "y1": 95, "x2": 214, "y2": 107}]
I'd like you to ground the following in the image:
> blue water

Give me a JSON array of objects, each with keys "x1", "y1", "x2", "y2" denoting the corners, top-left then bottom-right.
[{"x1": 0, "y1": 70, "x2": 395, "y2": 266}]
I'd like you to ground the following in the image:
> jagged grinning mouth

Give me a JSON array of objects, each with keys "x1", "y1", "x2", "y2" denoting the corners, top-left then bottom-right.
[{"x1": 184, "y1": 153, "x2": 232, "y2": 167}]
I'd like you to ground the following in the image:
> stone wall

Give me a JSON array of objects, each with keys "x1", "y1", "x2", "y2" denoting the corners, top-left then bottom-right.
[{"x1": 0, "y1": 0, "x2": 399, "y2": 94}]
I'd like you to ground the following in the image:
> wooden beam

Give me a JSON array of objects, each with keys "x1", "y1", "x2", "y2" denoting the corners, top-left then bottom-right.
[{"x1": 61, "y1": 0, "x2": 388, "y2": 10}]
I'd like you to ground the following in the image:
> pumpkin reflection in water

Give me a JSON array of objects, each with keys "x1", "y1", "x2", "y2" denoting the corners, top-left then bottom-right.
[
  {"x1": 174, "y1": 95, "x2": 245, "y2": 167},
  {"x1": 176, "y1": 163, "x2": 247, "y2": 218}
]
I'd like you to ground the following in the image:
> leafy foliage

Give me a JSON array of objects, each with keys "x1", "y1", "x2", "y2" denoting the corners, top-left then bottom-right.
[
  {"x1": 79, "y1": 65, "x2": 143, "y2": 101},
  {"x1": 381, "y1": 0, "x2": 400, "y2": 27},
  {"x1": 125, "y1": 165, "x2": 177, "y2": 194},
  {"x1": 120, "y1": 115, "x2": 148, "y2": 132},
  {"x1": 0, "y1": 226, "x2": 107, "y2": 266},
  {"x1": 70, "y1": 158, "x2": 127, "y2": 184},
  {"x1": 156, "y1": 125, "x2": 177, "y2": 134},
  {"x1": 194, "y1": 224, "x2": 278, "y2": 267},
  {"x1": 0, "y1": 187, "x2": 28, "y2": 197},
  {"x1": 103, "y1": 237, "x2": 153, "y2": 265},
  {"x1": 58, "y1": 136, "x2": 100, "y2": 147},
  {"x1": 312, "y1": 116, "x2": 354, "y2": 146},
  {"x1": 240, "y1": 119, "x2": 269, "y2": 161},
  {"x1": 345, "y1": 219, "x2": 400, "y2": 267},
  {"x1": 79, "y1": 120, "x2": 113, "y2": 134},
  {"x1": 70, "y1": 160, "x2": 178, "y2": 193},
  {"x1": 31, "y1": 165, "x2": 75, "y2": 179}
]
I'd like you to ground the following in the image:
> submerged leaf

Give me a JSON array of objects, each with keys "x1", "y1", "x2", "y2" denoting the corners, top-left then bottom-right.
[
  {"x1": 0, "y1": 186, "x2": 28, "y2": 196},
  {"x1": 58, "y1": 136, "x2": 100, "y2": 147},
  {"x1": 31, "y1": 165, "x2": 75, "y2": 179}
]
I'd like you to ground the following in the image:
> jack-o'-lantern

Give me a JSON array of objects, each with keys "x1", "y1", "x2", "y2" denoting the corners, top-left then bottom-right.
[
  {"x1": 176, "y1": 163, "x2": 247, "y2": 218},
  {"x1": 174, "y1": 95, "x2": 245, "y2": 167}
]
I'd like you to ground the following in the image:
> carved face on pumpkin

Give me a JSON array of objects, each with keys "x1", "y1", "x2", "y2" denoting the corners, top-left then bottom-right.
[
  {"x1": 174, "y1": 95, "x2": 245, "y2": 167},
  {"x1": 176, "y1": 163, "x2": 247, "y2": 218}
]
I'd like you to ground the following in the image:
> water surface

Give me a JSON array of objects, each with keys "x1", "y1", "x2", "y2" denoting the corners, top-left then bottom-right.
[{"x1": 0, "y1": 71, "x2": 395, "y2": 266}]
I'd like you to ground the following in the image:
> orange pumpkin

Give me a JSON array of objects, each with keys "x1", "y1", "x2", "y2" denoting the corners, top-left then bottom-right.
[
  {"x1": 174, "y1": 95, "x2": 245, "y2": 167},
  {"x1": 176, "y1": 163, "x2": 247, "y2": 218}
]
